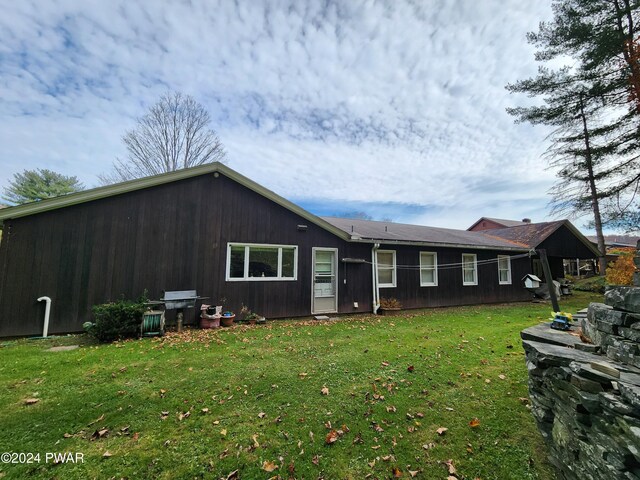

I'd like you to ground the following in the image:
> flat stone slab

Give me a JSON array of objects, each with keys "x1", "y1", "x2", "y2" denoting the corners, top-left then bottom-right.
[
  {"x1": 524, "y1": 341, "x2": 640, "y2": 387},
  {"x1": 522, "y1": 339, "x2": 602, "y2": 366},
  {"x1": 521, "y1": 323, "x2": 584, "y2": 347},
  {"x1": 47, "y1": 345, "x2": 79, "y2": 352}
]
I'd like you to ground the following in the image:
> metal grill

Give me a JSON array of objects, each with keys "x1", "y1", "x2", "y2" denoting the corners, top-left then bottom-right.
[{"x1": 160, "y1": 290, "x2": 205, "y2": 310}]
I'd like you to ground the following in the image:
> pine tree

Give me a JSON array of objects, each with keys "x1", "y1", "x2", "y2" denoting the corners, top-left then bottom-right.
[
  {"x1": 507, "y1": 0, "x2": 640, "y2": 272},
  {"x1": 3, "y1": 169, "x2": 84, "y2": 205}
]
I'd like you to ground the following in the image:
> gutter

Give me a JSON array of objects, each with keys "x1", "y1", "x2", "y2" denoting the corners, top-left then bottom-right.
[
  {"x1": 371, "y1": 243, "x2": 381, "y2": 314},
  {"x1": 350, "y1": 237, "x2": 528, "y2": 252}
]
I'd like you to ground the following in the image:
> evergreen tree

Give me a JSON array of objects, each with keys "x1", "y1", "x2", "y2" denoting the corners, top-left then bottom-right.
[
  {"x1": 3, "y1": 169, "x2": 84, "y2": 205},
  {"x1": 507, "y1": 0, "x2": 640, "y2": 272}
]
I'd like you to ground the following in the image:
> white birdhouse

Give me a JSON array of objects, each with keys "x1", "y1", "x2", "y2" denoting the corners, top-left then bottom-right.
[{"x1": 522, "y1": 274, "x2": 542, "y2": 289}]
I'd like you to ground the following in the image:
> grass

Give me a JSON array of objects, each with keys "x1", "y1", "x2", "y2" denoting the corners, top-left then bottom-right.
[{"x1": 0, "y1": 292, "x2": 601, "y2": 479}]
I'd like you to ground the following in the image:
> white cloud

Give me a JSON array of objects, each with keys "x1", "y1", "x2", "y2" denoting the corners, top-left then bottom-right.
[{"x1": 0, "y1": 0, "x2": 587, "y2": 229}]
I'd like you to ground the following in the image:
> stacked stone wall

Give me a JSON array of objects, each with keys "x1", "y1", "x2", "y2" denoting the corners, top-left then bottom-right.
[{"x1": 521, "y1": 241, "x2": 640, "y2": 479}]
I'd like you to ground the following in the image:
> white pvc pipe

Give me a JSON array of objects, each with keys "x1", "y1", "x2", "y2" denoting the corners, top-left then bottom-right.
[
  {"x1": 371, "y1": 243, "x2": 380, "y2": 314},
  {"x1": 37, "y1": 296, "x2": 52, "y2": 337}
]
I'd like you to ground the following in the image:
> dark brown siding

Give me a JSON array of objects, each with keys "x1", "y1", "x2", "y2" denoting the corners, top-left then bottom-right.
[
  {"x1": 538, "y1": 225, "x2": 596, "y2": 259},
  {"x1": 0, "y1": 171, "x2": 533, "y2": 338},
  {"x1": 0, "y1": 173, "x2": 371, "y2": 337},
  {"x1": 377, "y1": 245, "x2": 531, "y2": 309}
]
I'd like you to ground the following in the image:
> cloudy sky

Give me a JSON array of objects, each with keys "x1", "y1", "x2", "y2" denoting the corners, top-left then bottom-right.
[{"x1": 1, "y1": 0, "x2": 581, "y2": 231}]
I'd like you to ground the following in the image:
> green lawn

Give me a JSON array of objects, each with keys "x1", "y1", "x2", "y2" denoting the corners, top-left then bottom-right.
[{"x1": 0, "y1": 292, "x2": 601, "y2": 479}]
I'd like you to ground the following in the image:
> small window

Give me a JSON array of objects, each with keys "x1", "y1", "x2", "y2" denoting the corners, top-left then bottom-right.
[
  {"x1": 498, "y1": 255, "x2": 511, "y2": 285},
  {"x1": 420, "y1": 252, "x2": 438, "y2": 286},
  {"x1": 462, "y1": 253, "x2": 477, "y2": 286},
  {"x1": 376, "y1": 250, "x2": 396, "y2": 288},
  {"x1": 226, "y1": 243, "x2": 297, "y2": 281}
]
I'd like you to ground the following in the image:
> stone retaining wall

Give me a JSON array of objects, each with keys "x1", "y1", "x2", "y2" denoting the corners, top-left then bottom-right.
[{"x1": 521, "y1": 242, "x2": 640, "y2": 479}]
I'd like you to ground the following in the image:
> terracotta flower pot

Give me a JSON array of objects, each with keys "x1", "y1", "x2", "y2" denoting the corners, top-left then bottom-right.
[
  {"x1": 221, "y1": 314, "x2": 235, "y2": 327},
  {"x1": 200, "y1": 317, "x2": 220, "y2": 329}
]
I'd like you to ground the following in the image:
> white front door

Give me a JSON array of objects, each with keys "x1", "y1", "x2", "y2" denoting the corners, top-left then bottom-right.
[{"x1": 312, "y1": 248, "x2": 338, "y2": 314}]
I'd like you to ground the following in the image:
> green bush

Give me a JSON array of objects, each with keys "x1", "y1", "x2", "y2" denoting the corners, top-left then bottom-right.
[
  {"x1": 572, "y1": 276, "x2": 607, "y2": 294},
  {"x1": 86, "y1": 293, "x2": 148, "y2": 342}
]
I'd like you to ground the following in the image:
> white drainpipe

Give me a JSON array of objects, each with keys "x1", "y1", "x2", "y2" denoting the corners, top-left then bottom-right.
[
  {"x1": 371, "y1": 243, "x2": 380, "y2": 314},
  {"x1": 37, "y1": 296, "x2": 52, "y2": 337}
]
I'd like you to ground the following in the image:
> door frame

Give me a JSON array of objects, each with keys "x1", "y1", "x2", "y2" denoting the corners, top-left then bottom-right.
[{"x1": 311, "y1": 247, "x2": 339, "y2": 314}]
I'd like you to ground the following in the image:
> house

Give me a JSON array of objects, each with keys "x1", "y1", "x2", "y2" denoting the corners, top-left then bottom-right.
[
  {"x1": 468, "y1": 217, "x2": 601, "y2": 279},
  {"x1": 467, "y1": 216, "x2": 532, "y2": 231},
  {"x1": 0, "y1": 163, "x2": 596, "y2": 337}
]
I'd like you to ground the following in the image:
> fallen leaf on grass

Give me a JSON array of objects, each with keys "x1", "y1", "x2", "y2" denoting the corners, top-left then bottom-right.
[
  {"x1": 386, "y1": 405, "x2": 397, "y2": 413},
  {"x1": 91, "y1": 428, "x2": 109, "y2": 440},
  {"x1": 312, "y1": 454, "x2": 320, "y2": 465},
  {"x1": 298, "y1": 372, "x2": 308, "y2": 378},
  {"x1": 445, "y1": 459, "x2": 456, "y2": 474},
  {"x1": 392, "y1": 466, "x2": 402, "y2": 477},
  {"x1": 407, "y1": 365, "x2": 414, "y2": 372},
  {"x1": 382, "y1": 455, "x2": 396, "y2": 462},
  {"x1": 201, "y1": 408, "x2": 209, "y2": 414},
  {"x1": 132, "y1": 432, "x2": 139, "y2": 441},
  {"x1": 422, "y1": 443, "x2": 435, "y2": 450},
  {"x1": 102, "y1": 451, "x2": 112, "y2": 458},
  {"x1": 88, "y1": 414, "x2": 105, "y2": 426},
  {"x1": 498, "y1": 374, "x2": 506, "y2": 380},
  {"x1": 325, "y1": 429, "x2": 339, "y2": 444},
  {"x1": 63, "y1": 433, "x2": 72, "y2": 438},
  {"x1": 408, "y1": 469, "x2": 419, "y2": 477},
  {"x1": 220, "y1": 429, "x2": 227, "y2": 437},
  {"x1": 469, "y1": 418, "x2": 481, "y2": 428},
  {"x1": 160, "y1": 411, "x2": 169, "y2": 420},
  {"x1": 262, "y1": 460, "x2": 278, "y2": 472},
  {"x1": 321, "y1": 386, "x2": 329, "y2": 395},
  {"x1": 24, "y1": 398, "x2": 39, "y2": 405},
  {"x1": 178, "y1": 411, "x2": 190, "y2": 421},
  {"x1": 258, "y1": 412, "x2": 266, "y2": 418},
  {"x1": 225, "y1": 470, "x2": 238, "y2": 479},
  {"x1": 436, "y1": 427, "x2": 448, "y2": 435},
  {"x1": 252, "y1": 434, "x2": 260, "y2": 448}
]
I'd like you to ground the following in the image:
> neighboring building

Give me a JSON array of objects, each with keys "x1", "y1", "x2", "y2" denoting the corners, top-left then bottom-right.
[
  {"x1": 469, "y1": 218, "x2": 602, "y2": 278},
  {"x1": 0, "y1": 163, "x2": 597, "y2": 337},
  {"x1": 467, "y1": 217, "x2": 532, "y2": 231}
]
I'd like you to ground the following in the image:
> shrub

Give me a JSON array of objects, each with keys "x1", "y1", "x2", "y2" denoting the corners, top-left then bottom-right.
[
  {"x1": 86, "y1": 293, "x2": 148, "y2": 342},
  {"x1": 572, "y1": 276, "x2": 607, "y2": 294},
  {"x1": 606, "y1": 248, "x2": 635, "y2": 286}
]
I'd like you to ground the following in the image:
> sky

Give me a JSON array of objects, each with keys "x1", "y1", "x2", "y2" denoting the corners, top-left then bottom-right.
[{"x1": 0, "y1": 0, "x2": 588, "y2": 232}]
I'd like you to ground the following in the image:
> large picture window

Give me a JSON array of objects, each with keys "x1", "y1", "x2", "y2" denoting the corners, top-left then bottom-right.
[
  {"x1": 498, "y1": 255, "x2": 511, "y2": 285},
  {"x1": 462, "y1": 253, "x2": 478, "y2": 286},
  {"x1": 420, "y1": 252, "x2": 438, "y2": 286},
  {"x1": 227, "y1": 243, "x2": 297, "y2": 281},
  {"x1": 376, "y1": 250, "x2": 396, "y2": 288}
]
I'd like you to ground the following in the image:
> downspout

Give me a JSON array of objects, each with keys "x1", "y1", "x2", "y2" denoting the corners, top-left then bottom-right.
[
  {"x1": 37, "y1": 296, "x2": 52, "y2": 338},
  {"x1": 371, "y1": 243, "x2": 380, "y2": 314}
]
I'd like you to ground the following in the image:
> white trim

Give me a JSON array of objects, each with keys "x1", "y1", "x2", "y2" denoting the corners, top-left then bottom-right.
[
  {"x1": 419, "y1": 251, "x2": 438, "y2": 287},
  {"x1": 376, "y1": 250, "x2": 396, "y2": 288},
  {"x1": 311, "y1": 247, "x2": 339, "y2": 314},
  {"x1": 226, "y1": 242, "x2": 298, "y2": 281},
  {"x1": 498, "y1": 255, "x2": 512, "y2": 285},
  {"x1": 462, "y1": 253, "x2": 478, "y2": 286}
]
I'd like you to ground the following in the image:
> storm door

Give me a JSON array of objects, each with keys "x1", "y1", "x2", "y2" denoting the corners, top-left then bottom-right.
[{"x1": 312, "y1": 248, "x2": 338, "y2": 314}]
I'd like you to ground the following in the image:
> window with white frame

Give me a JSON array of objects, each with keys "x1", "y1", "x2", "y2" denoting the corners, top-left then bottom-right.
[
  {"x1": 498, "y1": 255, "x2": 511, "y2": 285},
  {"x1": 376, "y1": 250, "x2": 396, "y2": 288},
  {"x1": 420, "y1": 252, "x2": 438, "y2": 286},
  {"x1": 227, "y1": 243, "x2": 297, "y2": 281},
  {"x1": 462, "y1": 253, "x2": 477, "y2": 286}
]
